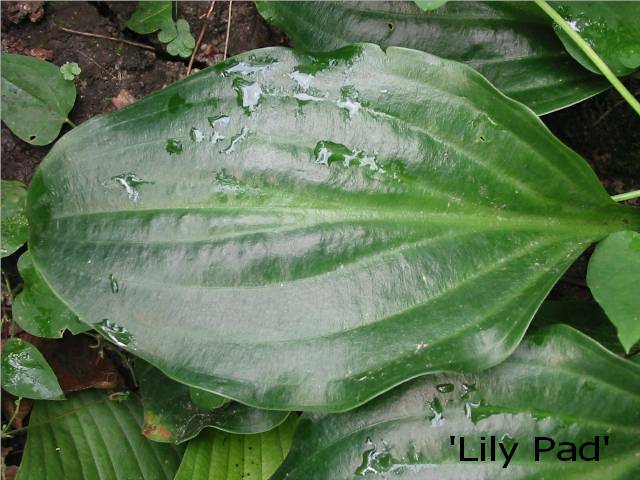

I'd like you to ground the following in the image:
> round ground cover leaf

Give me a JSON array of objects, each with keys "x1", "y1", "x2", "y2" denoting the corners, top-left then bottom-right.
[
  {"x1": 1, "y1": 53, "x2": 76, "y2": 145},
  {"x1": 16, "y1": 390, "x2": 184, "y2": 480},
  {"x1": 255, "y1": 1, "x2": 609, "y2": 115},
  {"x1": 13, "y1": 251, "x2": 91, "y2": 338},
  {"x1": 1, "y1": 179, "x2": 28, "y2": 257},
  {"x1": 1, "y1": 337, "x2": 64, "y2": 400},
  {"x1": 27, "y1": 44, "x2": 640, "y2": 412},
  {"x1": 137, "y1": 361, "x2": 290, "y2": 444},
  {"x1": 174, "y1": 415, "x2": 298, "y2": 480},
  {"x1": 587, "y1": 231, "x2": 640, "y2": 353},
  {"x1": 553, "y1": 2, "x2": 640, "y2": 77},
  {"x1": 272, "y1": 325, "x2": 640, "y2": 479}
]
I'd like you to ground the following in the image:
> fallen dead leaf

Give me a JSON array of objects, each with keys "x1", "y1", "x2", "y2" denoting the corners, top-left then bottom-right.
[
  {"x1": 28, "y1": 48, "x2": 53, "y2": 61},
  {"x1": 112, "y1": 89, "x2": 136, "y2": 110}
]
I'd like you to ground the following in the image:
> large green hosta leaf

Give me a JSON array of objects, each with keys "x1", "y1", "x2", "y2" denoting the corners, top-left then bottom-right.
[
  {"x1": 27, "y1": 44, "x2": 639, "y2": 412},
  {"x1": 272, "y1": 325, "x2": 640, "y2": 479},
  {"x1": 17, "y1": 390, "x2": 184, "y2": 480},
  {"x1": 255, "y1": 1, "x2": 609, "y2": 114}
]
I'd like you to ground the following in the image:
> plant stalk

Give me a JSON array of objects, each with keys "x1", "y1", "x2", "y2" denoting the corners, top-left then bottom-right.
[
  {"x1": 533, "y1": 0, "x2": 640, "y2": 117},
  {"x1": 611, "y1": 190, "x2": 640, "y2": 202}
]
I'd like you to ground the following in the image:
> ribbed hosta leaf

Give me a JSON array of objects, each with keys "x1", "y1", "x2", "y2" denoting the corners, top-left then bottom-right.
[
  {"x1": 255, "y1": 1, "x2": 609, "y2": 114},
  {"x1": 13, "y1": 251, "x2": 90, "y2": 338},
  {"x1": 27, "y1": 44, "x2": 639, "y2": 412},
  {"x1": 137, "y1": 361, "x2": 290, "y2": 444},
  {"x1": 174, "y1": 415, "x2": 298, "y2": 480},
  {"x1": 272, "y1": 325, "x2": 640, "y2": 479},
  {"x1": 16, "y1": 390, "x2": 184, "y2": 480}
]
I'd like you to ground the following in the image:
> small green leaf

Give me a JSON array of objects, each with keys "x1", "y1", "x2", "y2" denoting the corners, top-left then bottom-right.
[
  {"x1": 1, "y1": 53, "x2": 76, "y2": 145},
  {"x1": 175, "y1": 415, "x2": 298, "y2": 480},
  {"x1": 164, "y1": 19, "x2": 196, "y2": 58},
  {"x1": 137, "y1": 361, "x2": 290, "y2": 443},
  {"x1": 189, "y1": 387, "x2": 229, "y2": 410},
  {"x1": 158, "y1": 18, "x2": 178, "y2": 43},
  {"x1": 59, "y1": 62, "x2": 81, "y2": 81},
  {"x1": 13, "y1": 251, "x2": 91, "y2": 338},
  {"x1": 1, "y1": 180, "x2": 28, "y2": 257},
  {"x1": 16, "y1": 390, "x2": 184, "y2": 480},
  {"x1": 1, "y1": 338, "x2": 64, "y2": 400},
  {"x1": 272, "y1": 325, "x2": 640, "y2": 479},
  {"x1": 588, "y1": 230, "x2": 640, "y2": 352},
  {"x1": 414, "y1": 1, "x2": 447, "y2": 11},
  {"x1": 126, "y1": 0, "x2": 173, "y2": 34},
  {"x1": 553, "y1": 2, "x2": 640, "y2": 76}
]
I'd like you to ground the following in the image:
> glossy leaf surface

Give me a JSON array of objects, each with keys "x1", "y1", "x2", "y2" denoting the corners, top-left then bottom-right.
[
  {"x1": 28, "y1": 44, "x2": 639, "y2": 412},
  {"x1": 16, "y1": 390, "x2": 183, "y2": 480},
  {"x1": 137, "y1": 361, "x2": 290, "y2": 443},
  {"x1": 1, "y1": 179, "x2": 28, "y2": 257},
  {"x1": 587, "y1": 231, "x2": 640, "y2": 353},
  {"x1": 126, "y1": 0, "x2": 172, "y2": 34},
  {"x1": 255, "y1": 1, "x2": 609, "y2": 114},
  {"x1": 1, "y1": 337, "x2": 64, "y2": 400},
  {"x1": 553, "y1": 2, "x2": 640, "y2": 77},
  {"x1": 1, "y1": 53, "x2": 75, "y2": 145},
  {"x1": 13, "y1": 251, "x2": 90, "y2": 338},
  {"x1": 174, "y1": 415, "x2": 298, "y2": 480},
  {"x1": 273, "y1": 325, "x2": 640, "y2": 479}
]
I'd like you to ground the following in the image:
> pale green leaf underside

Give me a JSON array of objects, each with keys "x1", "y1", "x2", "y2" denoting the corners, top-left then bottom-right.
[
  {"x1": 28, "y1": 44, "x2": 639, "y2": 412},
  {"x1": 13, "y1": 251, "x2": 90, "y2": 338},
  {"x1": 255, "y1": 1, "x2": 610, "y2": 114},
  {"x1": 1, "y1": 179, "x2": 29, "y2": 257},
  {"x1": 1, "y1": 53, "x2": 75, "y2": 145},
  {"x1": 175, "y1": 415, "x2": 298, "y2": 480},
  {"x1": 273, "y1": 325, "x2": 640, "y2": 479},
  {"x1": 587, "y1": 231, "x2": 640, "y2": 353},
  {"x1": 17, "y1": 390, "x2": 183, "y2": 480}
]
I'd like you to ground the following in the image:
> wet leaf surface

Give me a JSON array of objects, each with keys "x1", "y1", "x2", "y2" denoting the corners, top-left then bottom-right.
[
  {"x1": 1, "y1": 337, "x2": 64, "y2": 400},
  {"x1": 27, "y1": 44, "x2": 639, "y2": 412},
  {"x1": 272, "y1": 326, "x2": 640, "y2": 479},
  {"x1": 553, "y1": 2, "x2": 640, "y2": 77},
  {"x1": 255, "y1": 1, "x2": 609, "y2": 114},
  {"x1": 1, "y1": 180, "x2": 28, "y2": 258}
]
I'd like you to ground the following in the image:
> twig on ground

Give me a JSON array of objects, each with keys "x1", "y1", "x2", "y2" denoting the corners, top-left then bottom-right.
[
  {"x1": 187, "y1": 0, "x2": 216, "y2": 75},
  {"x1": 223, "y1": 0, "x2": 233, "y2": 60},
  {"x1": 58, "y1": 26, "x2": 155, "y2": 52},
  {"x1": 77, "y1": 50, "x2": 117, "y2": 81}
]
